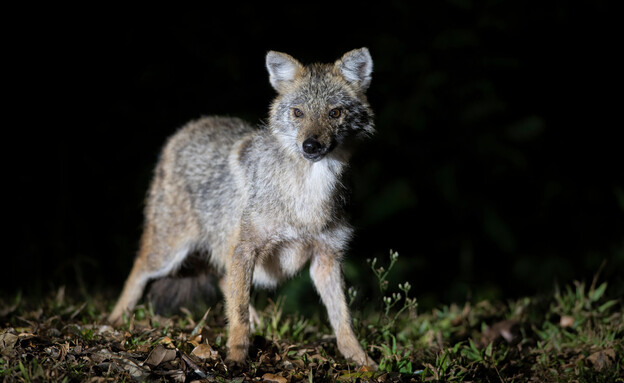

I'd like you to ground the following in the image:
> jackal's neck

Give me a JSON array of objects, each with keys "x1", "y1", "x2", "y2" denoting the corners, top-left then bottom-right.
[
  {"x1": 283, "y1": 155, "x2": 346, "y2": 227},
  {"x1": 246, "y1": 132, "x2": 347, "y2": 227},
  {"x1": 273, "y1": 138, "x2": 347, "y2": 198}
]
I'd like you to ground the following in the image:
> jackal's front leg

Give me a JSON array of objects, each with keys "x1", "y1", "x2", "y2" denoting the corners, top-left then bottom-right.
[
  {"x1": 310, "y1": 252, "x2": 377, "y2": 368},
  {"x1": 224, "y1": 245, "x2": 255, "y2": 367}
]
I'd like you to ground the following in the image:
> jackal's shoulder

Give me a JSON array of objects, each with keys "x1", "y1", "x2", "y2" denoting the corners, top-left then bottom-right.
[
  {"x1": 159, "y1": 116, "x2": 253, "y2": 158},
  {"x1": 172, "y1": 116, "x2": 255, "y2": 144}
]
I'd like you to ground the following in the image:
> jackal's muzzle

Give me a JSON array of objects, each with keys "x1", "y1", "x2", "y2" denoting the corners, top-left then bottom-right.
[{"x1": 302, "y1": 137, "x2": 330, "y2": 162}]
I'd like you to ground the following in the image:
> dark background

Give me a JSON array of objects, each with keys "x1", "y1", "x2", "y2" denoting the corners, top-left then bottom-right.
[{"x1": 5, "y1": 2, "x2": 622, "y2": 311}]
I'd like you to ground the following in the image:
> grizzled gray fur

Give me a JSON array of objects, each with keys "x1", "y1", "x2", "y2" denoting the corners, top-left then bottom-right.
[{"x1": 109, "y1": 48, "x2": 376, "y2": 368}]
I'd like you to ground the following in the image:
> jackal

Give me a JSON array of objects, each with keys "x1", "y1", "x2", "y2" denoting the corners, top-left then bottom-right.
[{"x1": 109, "y1": 48, "x2": 376, "y2": 368}]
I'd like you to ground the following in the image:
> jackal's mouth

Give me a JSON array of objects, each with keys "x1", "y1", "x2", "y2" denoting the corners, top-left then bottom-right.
[{"x1": 302, "y1": 150, "x2": 327, "y2": 162}]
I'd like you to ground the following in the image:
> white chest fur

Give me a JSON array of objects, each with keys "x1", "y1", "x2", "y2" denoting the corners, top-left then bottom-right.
[{"x1": 284, "y1": 157, "x2": 343, "y2": 226}]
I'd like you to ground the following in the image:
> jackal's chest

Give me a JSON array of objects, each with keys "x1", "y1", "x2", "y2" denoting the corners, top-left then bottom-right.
[{"x1": 277, "y1": 160, "x2": 341, "y2": 228}]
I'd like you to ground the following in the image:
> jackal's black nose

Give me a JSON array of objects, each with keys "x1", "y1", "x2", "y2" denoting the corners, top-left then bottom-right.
[{"x1": 302, "y1": 138, "x2": 323, "y2": 156}]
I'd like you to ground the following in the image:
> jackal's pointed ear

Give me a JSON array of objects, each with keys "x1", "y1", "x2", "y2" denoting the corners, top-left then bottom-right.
[
  {"x1": 336, "y1": 48, "x2": 373, "y2": 91},
  {"x1": 266, "y1": 51, "x2": 303, "y2": 93}
]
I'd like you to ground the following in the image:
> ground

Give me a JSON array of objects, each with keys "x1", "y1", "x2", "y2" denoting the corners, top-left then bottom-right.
[{"x1": 1, "y1": 254, "x2": 622, "y2": 382}]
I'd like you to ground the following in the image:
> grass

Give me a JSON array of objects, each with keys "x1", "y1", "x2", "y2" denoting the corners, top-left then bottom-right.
[{"x1": 1, "y1": 251, "x2": 622, "y2": 382}]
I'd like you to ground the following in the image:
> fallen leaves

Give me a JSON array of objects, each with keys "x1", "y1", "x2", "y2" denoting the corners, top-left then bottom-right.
[
  {"x1": 1, "y1": 285, "x2": 622, "y2": 382},
  {"x1": 143, "y1": 344, "x2": 177, "y2": 368},
  {"x1": 191, "y1": 343, "x2": 219, "y2": 360},
  {"x1": 96, "y1": 354, "x2": 150, "y2": 381},
  {"x1": 480, "y1": 319, "x2": 520, "y2": 345},
  {"x1": 586, "y1": 348, "x2": 616, "y2": 370},
  {"x1": 0, "y1": 300, "x2": 376, "y2": 382},
  {"x1": 261, "y1": 372, "x2": 288, "y2": 383},
  {"x1": 0, "y1": 332, "x2": 18, "y2": 352},
  {"x1": 559, "y1": 315, "x2": 575, "y2": 328}
]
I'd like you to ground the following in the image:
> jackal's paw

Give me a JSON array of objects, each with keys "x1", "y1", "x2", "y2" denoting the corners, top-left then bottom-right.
[
  {"x1": 337, "y1": 338, "x2": 378, "y2": 369},
  {"x1": 347, "y1": 352, "x2": 378, "y2": 370},
  {"x1": 361, "y1": 355, "x2": 379, "y2": 370},
  {"x1": 107, "y1": 312, "x2": 123, "y2": 327},
  {"x1": 224, "y1": 357, "x2": 247, "y2": 372}
]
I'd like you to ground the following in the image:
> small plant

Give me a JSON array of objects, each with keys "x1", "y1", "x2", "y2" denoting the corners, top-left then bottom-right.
[
  {"x1": 365, "y1": 250, "x2": 419, "y2": 372},
  {"x1": 255, "y1": 296, "x2": 311, "y2": 343},
  {"x1": 552, "y1": 280, "x2": 618, "y2": 327},
  {"x1": 1, "y1": 261, "x2": 622, "y2": 381},
  {"x1": 529, "y1": 275, "x2": 623, "y2": 382},
  {"x1": 422, "y1": 342, "x2": 469, "y2": 381},
  {"x1": 369, "y1": 251, "x2": 419, "y2": 327}
]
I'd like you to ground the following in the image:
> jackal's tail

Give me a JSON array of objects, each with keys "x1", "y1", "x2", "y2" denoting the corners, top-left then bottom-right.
[{"x1": 146, "y1": 255, "x2": 218, "y2": 315}]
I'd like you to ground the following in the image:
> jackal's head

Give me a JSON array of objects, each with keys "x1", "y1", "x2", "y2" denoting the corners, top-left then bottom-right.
[{"x1": 266, "y1": 48, "x2": 374, "y2": 162}]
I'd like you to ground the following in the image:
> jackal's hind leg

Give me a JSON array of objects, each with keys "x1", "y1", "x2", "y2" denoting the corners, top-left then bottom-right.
[{"x1": 109, "y1": 241, "x2": 191, "y2": 325}]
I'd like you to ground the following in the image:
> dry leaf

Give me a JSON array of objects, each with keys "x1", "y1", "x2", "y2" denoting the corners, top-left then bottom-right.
[
  {"x1": 262, "y1": 373, "x2": 288, "y2": 383},
  {"x1": 119, "y1": 358, "x2": 149, "y2": 380},
  {"x1": 166, "y1": 370, "x2": 186, "y2": 382},
  {"x1": 291, "y1": 358, "x2": 305, "y2": 369},
  {"x1": 559, "y1": 315, "x2": 574, "y2": 328},
  {"x1": 98, "y1": 357, "x2": 149, "y2": 381},
  {"x1": 309, "y1": 353, "x2": 328, "y2": 362},
  {"x1": 144, "y1": 344, "x2": 177, "y2": 368},
  {"x1": 17, "y1": 332, "x2": 36, "y2": 340},
  {"x1": 481, "y1": 319, "x2": 519, "y2": 345},
  {"x1": 159, "y1": 336, "x2": 176, "y2": 348},
  {"x1": 358, "y1": 364, "x2": 375, "y2": 372},
  {"x1": 188, "y1": 334, "x2": 202, "y2": 348},
  {"x1": 587, "y1": 349, "x2": 615, "y2": 370},
  {"x1": 190, "y1": 343, "x2": 219, "y2": 360},
  {"x1": 180, "y1": 353, "x2": 207, "y2": 379},
  {"x1": 278, "y1": 359, "x2": 295, "y2": 370},
  {"x1": 90, "y1": 348, "x2": 115, "y2": 364},
  {"x1": 337, "y1": 369, "x2": 376, "y2": 381},
  {"x1": 44, "y1": 346, "x2": 61, "y2": 359},
  {"x1": 0, "y1": 333, "x2": 18, "y2": 350}
]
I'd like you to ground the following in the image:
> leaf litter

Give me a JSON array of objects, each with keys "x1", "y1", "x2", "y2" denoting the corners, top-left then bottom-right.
[
  {"x1": 1, "y1": 275, "x2": 622, "y2": 382},
  {"x1": 0, "y1": 290, "x2": 391, "y2": 382}
]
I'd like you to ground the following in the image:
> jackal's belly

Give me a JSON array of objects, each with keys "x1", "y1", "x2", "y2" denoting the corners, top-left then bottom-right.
[{"x1": 251, "y1": 242, "x2": 311, "y2": 288}]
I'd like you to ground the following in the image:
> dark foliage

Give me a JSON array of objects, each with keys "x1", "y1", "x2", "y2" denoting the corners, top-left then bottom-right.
[{"x1": 4, "y1": 2, "x2": 622, "y2": 309}]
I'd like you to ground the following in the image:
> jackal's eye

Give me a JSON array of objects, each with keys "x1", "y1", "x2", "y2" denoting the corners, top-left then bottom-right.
[
  {"x1": 329, "y1": 108, "x2": 342, "y2": 119},
  {"x1": 293, "y1": 108, "x2": 304, "y2": 118}
]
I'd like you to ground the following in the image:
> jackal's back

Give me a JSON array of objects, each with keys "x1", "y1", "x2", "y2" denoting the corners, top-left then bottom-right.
[{"x1": 144, "y1": 116, "x2": 254, "y2": 270}]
